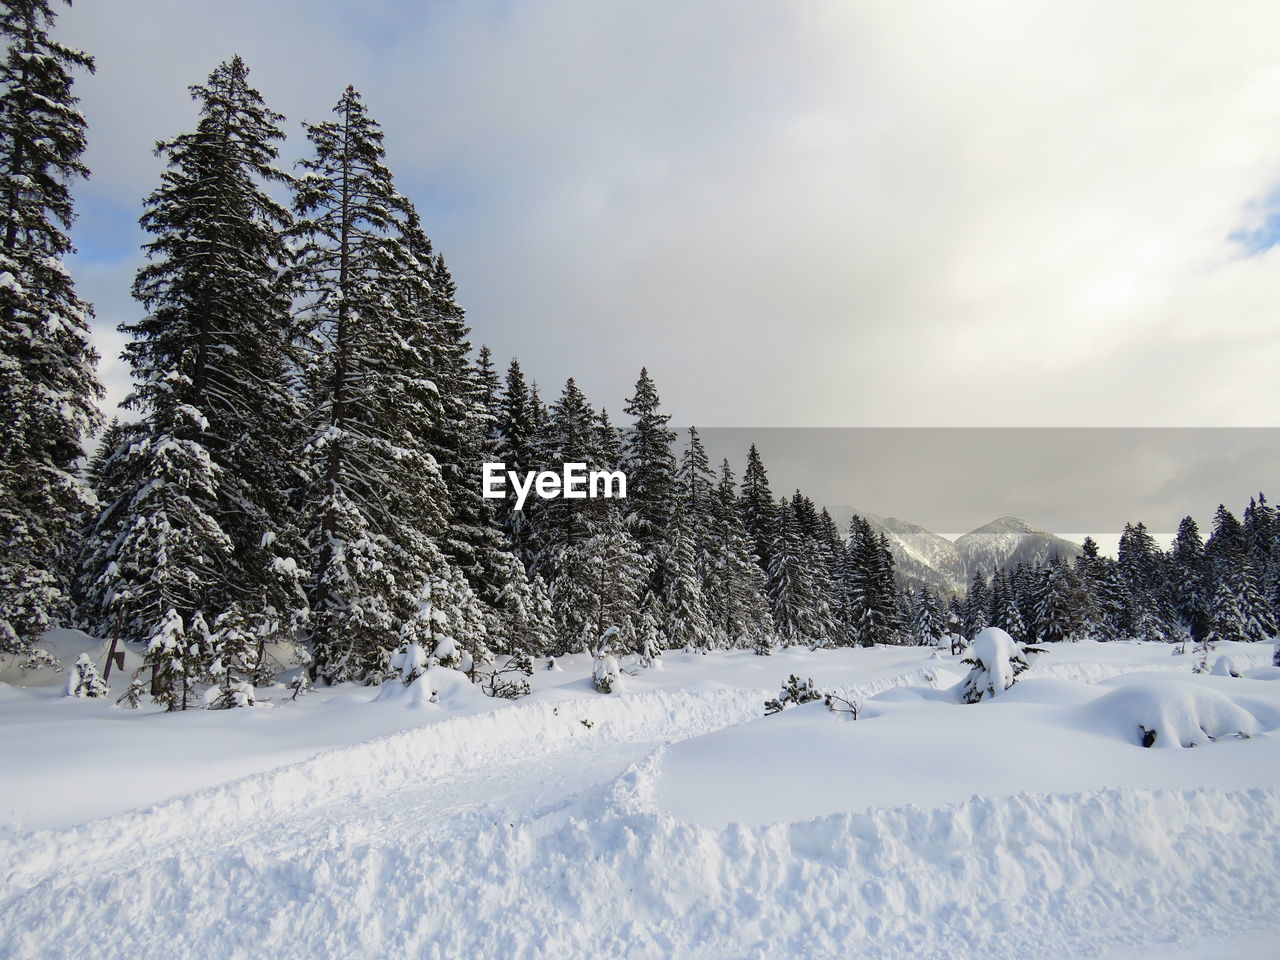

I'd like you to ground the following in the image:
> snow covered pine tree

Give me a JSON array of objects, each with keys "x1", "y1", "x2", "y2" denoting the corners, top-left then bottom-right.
[{"x1": 0, "y1": 0, "x2": 101, "y2": 657}]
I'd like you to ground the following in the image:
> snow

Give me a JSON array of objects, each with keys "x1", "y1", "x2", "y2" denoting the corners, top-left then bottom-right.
[
  {"x1": 1073, "y1": 673, "x2": 1280, "y2": 748},
  {"x1": 1, "y1": 636, "x2": 1278, "y2": 958}
]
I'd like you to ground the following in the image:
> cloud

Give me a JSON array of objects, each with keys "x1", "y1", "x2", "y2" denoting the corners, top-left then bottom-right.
[{"x1": 54, "y1": 0, "x2": 1280, "y2": 432}]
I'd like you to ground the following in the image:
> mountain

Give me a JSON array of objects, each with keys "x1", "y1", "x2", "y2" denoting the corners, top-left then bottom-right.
[
  {"x1": 829, "y1": 508, "x2": 1082, "y2": 596},
  {"x1": 861, "y1": 513, "x2": 969, "y2": 596},
  {"x1": 952, "y1": 516, "x2": 1082, "y2": 584}
]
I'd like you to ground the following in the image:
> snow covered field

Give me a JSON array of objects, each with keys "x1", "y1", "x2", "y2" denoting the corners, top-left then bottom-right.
[{"x1": 2, "y1": 637, "x2": 1279, "y2": 959}]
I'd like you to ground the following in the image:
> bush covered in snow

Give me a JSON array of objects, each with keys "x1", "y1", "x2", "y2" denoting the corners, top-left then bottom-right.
[
  {"x1": 1076, "y1": 677, "x2": 1268, "y2": 748},
  {"x1": 1211, "y1": 656, "x2": 1245, "y2": 679},
  {"x1": 590, "y1": 626, "x2": 627, "y2": 694},
  {"x1": 763, "y1": 675, "x2": 864, "y2": 718},
  {"x1": 592, "y1": 652, "x2": 624, "y2": 694},
  {"x1": 958, "y1": 627, "x2": 1039, "y2": 703},
  {"x1": 64, "y1": 653, "x2": 108, "y2": 699},
  {"x1": 764, "y1": 674, "x2": 822, "y2": 715},
  {"x1": 480, "y1": 653, "x2": 533, "y2": 699}
]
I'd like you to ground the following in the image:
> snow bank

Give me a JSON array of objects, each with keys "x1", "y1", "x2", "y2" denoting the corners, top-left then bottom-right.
[
  {"x1": 3, "y1": 752, "x2": 1277, "y2": 960},
  {"x1": 0, "y1": 684, "x2": 765, "y2": 893},
  {"x1": 1074, "y1": 675, "x2": 1280, "y2": 748}
]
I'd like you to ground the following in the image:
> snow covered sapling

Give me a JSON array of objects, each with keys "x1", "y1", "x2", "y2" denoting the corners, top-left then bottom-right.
[
  {"x1": 481, "y1": 652, "x2": 533, "y2": 699},
  {"x1": 399, "y1": 579, "x2": 475, "y2": 676},
  {"x1": 206, "y1": 606, "x2": 261, "y2": 709},
  {"x1": 145, "y1": 608, "x2": 194, "y2": 711},
  {"x1": 430, "y1": 636, "x2": 472, "y2": 674},
  {"x1": 764, "y1": 674, "x2": 822, "y2": 715},
  {"x1": 635, "y1": 606, "x2": 664, "y2": 670},
  {"x1": 390, "y1": 642, "x2": 429, "y2": 684},
  {"x1": 19, "y1": 648, "x2": 60, "y2": 673},
  {"x1": 959, "y1": 627, "x2": 1042, "y2": 703},
  {"x1": 288, "y1": 671, "x2": 312, "y2": 701},
  {"x1": 65, "y1": 653, "x2": 109, "y2": 699},
  {"x1": 591, "y1": 626, "x2": 625, "y2": 694},
  {"x1": 116, "y1": 671, "x2": 148, "y2": 709}
]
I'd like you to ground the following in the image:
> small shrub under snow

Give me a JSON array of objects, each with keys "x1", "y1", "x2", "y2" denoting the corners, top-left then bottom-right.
[
  {"x1": 1210, "y1": 656, "x2": 1245, "y2": 679},
  {"x1": 765, "y1": 675, "x2": 823, "y2": 715},
  {"x1": 65, "y1": 653, "x2": 109, "y2": 699},
  {"x1": 958, "y1": 627, "x2": 1041, "y2": 703},
  {"x1": 1077, "y1": 677, "x2": 1265, "y2": 748},
  {"x1": 765, "y1": 675, "x2": 864, "y2": 719},
  {"x1": 591, "y1": 626, "x2": 627, "y2": 694}
]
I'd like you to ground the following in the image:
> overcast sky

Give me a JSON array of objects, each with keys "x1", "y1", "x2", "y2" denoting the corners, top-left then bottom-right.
[{"x1": 49, "y1": 0, "x2": 1280, "y2": 536}]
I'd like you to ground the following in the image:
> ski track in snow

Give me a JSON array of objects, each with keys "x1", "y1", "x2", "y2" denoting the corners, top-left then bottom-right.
[{"x1": 3, "y1": 664, "x2": 1279, "y2": 959}]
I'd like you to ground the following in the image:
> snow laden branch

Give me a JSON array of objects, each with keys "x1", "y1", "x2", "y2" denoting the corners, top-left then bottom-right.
[{"x1": 764, "y1": 674, "x2": 864, "y2": 719}]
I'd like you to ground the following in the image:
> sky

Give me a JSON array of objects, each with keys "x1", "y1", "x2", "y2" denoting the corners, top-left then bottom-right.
[{"x1": 48, "y1": 0, "x2": 1280, "y2": 534}]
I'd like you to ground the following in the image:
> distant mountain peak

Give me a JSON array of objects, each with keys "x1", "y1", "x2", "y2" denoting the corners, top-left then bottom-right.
[
  {"x1": 830, "y1": 507, "x2": 1081, "y2": 596},
  {"x1": 964, "y1": 516, "x2": 1040, "y2": 536}
]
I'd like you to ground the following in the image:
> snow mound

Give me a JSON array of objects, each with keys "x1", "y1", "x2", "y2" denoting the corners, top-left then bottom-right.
[
  {"x1": 372, "y1": 666, "x2": 484, "y2": 709},
  {"x1": 1076, "y1": 677, "x2": 1270, "y2": 748},
  {"x1": 1211, "y1": 656, "x2": 1245, "y2": 678}
]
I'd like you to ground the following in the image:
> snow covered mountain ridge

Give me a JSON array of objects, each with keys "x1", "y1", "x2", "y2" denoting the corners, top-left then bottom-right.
[{"x1": 827, "y1": 509, "x2": 1083, "y2": 595}]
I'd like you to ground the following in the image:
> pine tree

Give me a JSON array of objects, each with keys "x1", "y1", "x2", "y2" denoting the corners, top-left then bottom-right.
[
  {"x1": 676, "y1": 427, "x2": 716, "y2": 543},
  {"x1": 408, "y1": 245, "x2": 512, "y2": 626},
  {"x1": 474, "y1": 344, "x2": 500, "y2": 422},
  {"x1": 1075, "y1": 542, "x2": 1126, "y2": 643},
  {"x1": 1243, "y1": 494, "x2": 1275, "y2": 577},
  {"x1": 1205, "y1": 503, "x2": 1276, "y2": 643},
  {"x1": 291, "y1": 86, "x2": 452, "y2": 683},
  {"x1": 621, "y1": 367, "x2": 676, "y2": 551},
  {"x1": 660, "y1": 500, "x2": 714, "y2": 650},
  {"x1": 548, "y1": 510, "x2": 650, "y2": 653},
  {"x1": 768, "y1": 497, "x2": 824, "y2": 645},
  {"x1": 78, "y1": 57, "x2": 304, "y2": 655},
  {"x1": 207, "y1": 603, "x2": 260, "y2": 709},
  {"x1": 488, "y1": 552, "x2": 556, "y2": 659},
  {"x1": 739, "y1": 443, "x2": 776, "y2": 577},
  {"x1": 844, "y1": 516, "x2": 902, "y2": 647},
  {"x1": 533, "y1": 378, "x2": 606, "y2": 574},
  {"x1": 816, "y1": 508, "x2": 852, "y2": 646},
  {"x1": 707, "y1": 458, "x2": 773, "y2": 649},
  {"x1": 962, "y1": 570, "x2": 990, "y2": 639},
  {"x1": 1206, "y1": 505, "x2": 1247, "y2": 575},
  {"x1": 1236, "y1": 558, "x2": 1276, "y2": 642},
  {"x1": 990, "y1": 572, "x2": 1027, "y2": 642},
  {"x1": 1032, "y1": 559, "x2": 1086, "y2": 643},
  {"x1": 493, "y1": 358, "x2": 539, "y2": 566},
  {"x1": 1204, "y1": 576, "x2": 1247, "y2": 646},
  {"x1": 0, "y1": 0, "x2": 102, "y2": 654},
  {"x1": 911, "y1": 588, "x2": 944, "y2": 646},
  {"x1": 78, "y1": 405, "x2": 233, "y2": 648},
  {"x1": 1117, "y1": 521, "x2": 1176, "y2": 641},
  {"x1": 1170, "y1": 516, "x2": 1209, "y2": 642},
  {"x1": 145, "y1": 607, "x2": 194, "y2": 711},
  {"x1": 791, "y1": 492, "x2": 841, "y2": 643}
]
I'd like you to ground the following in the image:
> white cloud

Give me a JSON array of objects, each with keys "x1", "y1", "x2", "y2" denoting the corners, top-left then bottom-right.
[{"x1": 56, "y1": 0, "x2": 1280, "y2": 428}]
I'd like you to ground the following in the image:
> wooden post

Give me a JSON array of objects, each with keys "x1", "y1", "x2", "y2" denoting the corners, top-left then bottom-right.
[{"x1": 102, "y1": 611, "x2": 125, "y2": 681}]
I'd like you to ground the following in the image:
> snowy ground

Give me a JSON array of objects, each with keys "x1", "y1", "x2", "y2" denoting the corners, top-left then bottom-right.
[{"x1": 1, "y1": 636, "x2": 1278, "y2": 959}]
